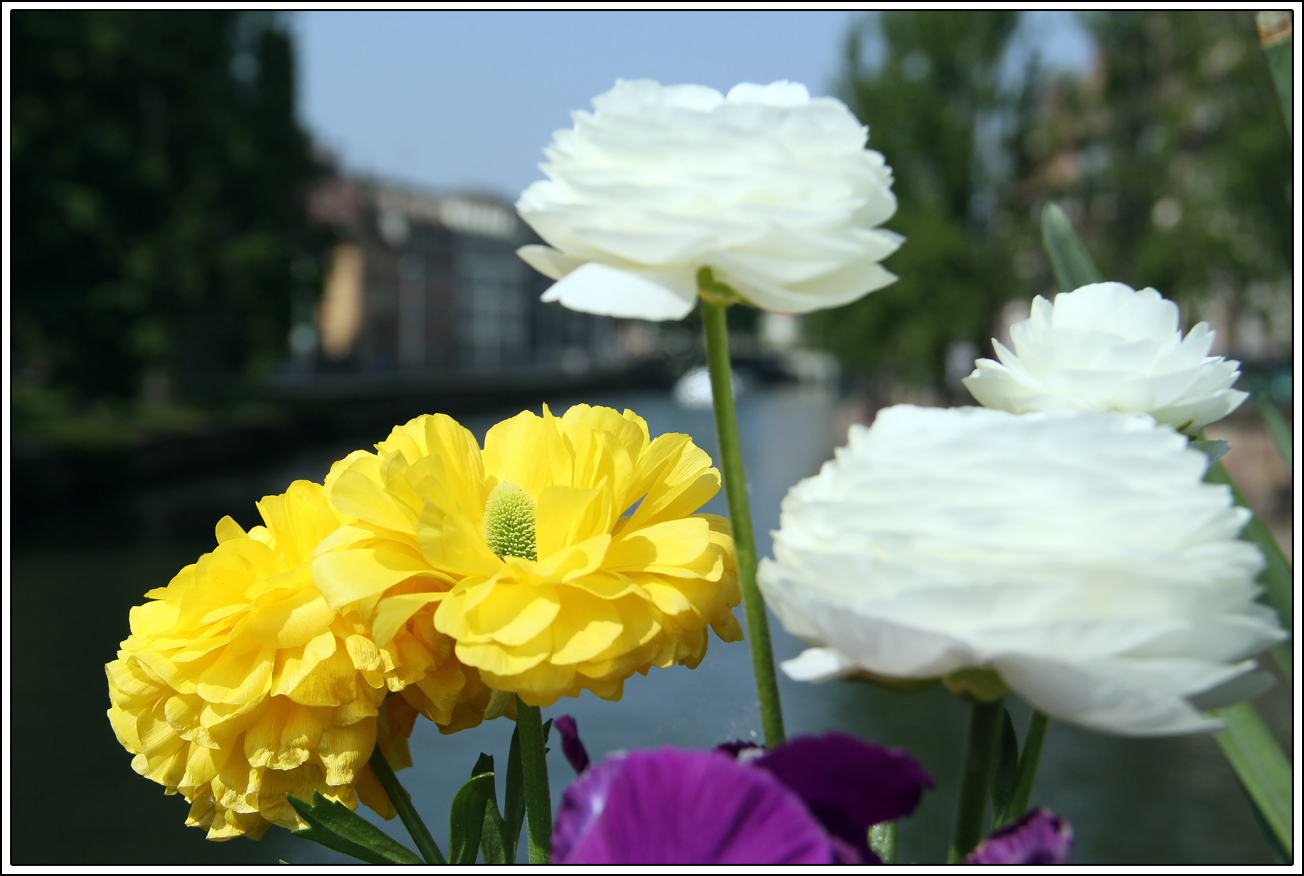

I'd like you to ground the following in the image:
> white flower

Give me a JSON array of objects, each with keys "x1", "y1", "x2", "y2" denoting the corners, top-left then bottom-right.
[
  {"x1": 757, "y1": 404, "x2": 1284, "y2": 736},
  {"x1": 962, "y1": 282, "x2": 1247, "y2": 432},
  {"x1": 516, "y1": 79, "x2": 902, "y2": 321}
]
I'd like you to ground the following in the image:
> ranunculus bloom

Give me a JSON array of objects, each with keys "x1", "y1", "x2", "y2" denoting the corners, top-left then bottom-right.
[
  {"x1": 551, "y1": 734, "x2": 931, "y2": 864},
  {"x1": 312, "y1": 405, "x2": 743, "y2": 707},
  {"x1": 106, "y1": 482, "x2": 470, "y2": 840},
  {"x1": 963, "y1": 282, "x2": 1247, "y2": 432},
  {"x1": 965, "y1": 808, "x2": 1074, "y2": 865},
  {"x1": 758, "y1": 405, "x2": 1285, "y2": 736},
  {"x1": 516, "y1": 79, "x2": 902, "y2": 320}
]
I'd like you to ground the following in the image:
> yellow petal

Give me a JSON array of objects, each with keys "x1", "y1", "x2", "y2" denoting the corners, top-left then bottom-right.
[
  {"x1": 535, "y1": 484, "x2": 603, "y2": 555},
  {"x1": 607, "y1": 517, "x2": 711, "y2": 571},
  {"x1": 289, "y1": 641, "x2": 362, "y2": 707},
  {"x1": 550, "y1": 591, "x2": 623, "y2": 665},
  {"x1": 317, "y1": 720, "x2": 375, "y2": 786},
  {"x1": 215, "y1": 516, "x2": 247, "y2": 544},
  {"x1": 466, "y1": 584, "x2": 561, "y2": 646},
  {"x1": 271, "y1": 631, "x2": 337, "y2": 697},
  {"x1": 312, "y1": 548, "x2": 439, "y2": 609},
  {"x1": 196, "y1": 643, "x2": 274, "y2": 705},
  {"x1": 483, "y1": 409, "x2": 571, "y2": 497},
  {"x1": 372, "y1": 592, "x2": 445, "y2": 647},
  {"x1": 328, "y1": 469, "x2": 418, "y2": 534},
  {"x1": 415, "y1": 502, "x2": 502, "y2": 578},
  {"x1": 456, "y1": 632, "x2": 552, "y2": 676},
  {"x1": 244, "y1": 586, "x2": 336, "y2": 648}
]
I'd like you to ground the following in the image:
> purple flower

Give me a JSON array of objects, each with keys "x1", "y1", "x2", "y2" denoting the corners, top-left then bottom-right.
[
  {"x1": 965, "y1": 808, "x2": 1074, "y2": 865},
  {"x1": 753, "y1": 733, "x2": 933, "y2": 861},
  {"x1": 554, "y1": 714, "x2": 590, "y2": 774},
  {"x1": 550, "y1": 728, "x2": 932, "y2": 865}
]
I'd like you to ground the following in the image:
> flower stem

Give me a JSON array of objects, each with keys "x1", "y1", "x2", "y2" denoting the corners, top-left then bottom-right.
[
  {"x1": 948, "y1": 697, "x2": 1005, "y2": 863},
  {"x1": 700, "y1": 299, "x2": 786, "y2": 747},
  {"x1": 999, "y1": 709, "x2": 1049, "y2": 826},
  {"x1": 368, "y1": 743, "x2": 446, "y2": 865},
  {"x1": 516, "y1": 696, "x2": 553, "y2": 864}
]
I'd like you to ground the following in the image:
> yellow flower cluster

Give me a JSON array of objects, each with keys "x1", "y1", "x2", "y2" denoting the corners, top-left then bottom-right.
[
  {"x1": 108, "y1": 405, "x2": 742, "y2": 839},
  {"x1": 313, "y1": 404, "x2": 743, "y2": 706},
  {"x1": 105, "y1": 481, "x2": 477, "y2": 840}
]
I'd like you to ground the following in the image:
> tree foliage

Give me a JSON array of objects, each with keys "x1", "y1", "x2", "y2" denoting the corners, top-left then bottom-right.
[
  {"x1": 806, "y1": 11, "x2": 1030, "y2": 386},
  {"x1": 1015, "y1": 11, "x2": 1292, "y2": 359},
  {"x1": 11, "y1": 11, "x2": 327, "y2": 409}
]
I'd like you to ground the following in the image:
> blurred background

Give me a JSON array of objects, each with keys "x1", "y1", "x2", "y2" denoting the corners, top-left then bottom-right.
[{"x1": 8, "y1": 10, "x2": 1293, "y2": 865}]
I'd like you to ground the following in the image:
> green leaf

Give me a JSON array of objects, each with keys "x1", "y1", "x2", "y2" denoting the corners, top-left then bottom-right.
[
  {"x1": 468, "y1": 752, "x2": 509, "y2": 865},
  {"x1": 1256, "y1": 13, "x2": 1293, "y2": 134},
  {"x1": 448, "y1": 771, "x2": 495, "y2": 864},
  {"x1": 1189, "y1": 439, "x2": 1230, "y2": 467},
  {"x1": 1041, "y1": 203, "x2": 1104, "y2": 292},
  {"x1": 481, "y1": 796, "x2": 508, "y2": 865},
  {"x1": 287, "y1": 792, "x2": 423, "y2": 865},
  {"x1": 990, "y1": 707, "x2": 1020, "y2": 826},
  {"x1": 868, "y1": 821, "x2": 898, "y2": 864},
  {"x1": 503, "y1": 722, "x2": 526, "y2": 864},
  {"x1": 1212, "y1": 702, "x2": 1293, "y2": 857},
  {"x1": 1257, "y1": 398, "x2": 1292, "y2": 469}
]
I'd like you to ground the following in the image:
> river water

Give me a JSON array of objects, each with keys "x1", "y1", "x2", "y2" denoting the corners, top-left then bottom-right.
[{"x1": 10, "y1": 384, "x2": 1286, "y2": 864}]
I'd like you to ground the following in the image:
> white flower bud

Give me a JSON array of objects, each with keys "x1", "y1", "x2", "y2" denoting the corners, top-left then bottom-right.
[{"x1": 963, "y1": 282, "x2": 1247, "y2": 432}]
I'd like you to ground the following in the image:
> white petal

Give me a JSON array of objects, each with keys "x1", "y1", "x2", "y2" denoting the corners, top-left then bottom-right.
[
  {"x1": 539, "y1": 261, "x2": 696, "y2": 321},
  {"x1": 780, "y1": 647, "x2": 859, "y2": 682},
  {"x1": 517, "y1": 245, "x2": 587, "y2": 281}
]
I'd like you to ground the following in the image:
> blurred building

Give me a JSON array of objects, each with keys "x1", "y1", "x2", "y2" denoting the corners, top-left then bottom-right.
[{"x1": 302, "y1": 175, "x2": 621, "y2": 380}]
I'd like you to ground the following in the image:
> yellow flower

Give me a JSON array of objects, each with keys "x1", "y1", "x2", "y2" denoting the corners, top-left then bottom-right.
[
  {"x1": 105, "y1": 481, "x2": 477, "y2": 840},
  {"x1": 313, "y1": 404, "x2": 744, "y2": 707}
]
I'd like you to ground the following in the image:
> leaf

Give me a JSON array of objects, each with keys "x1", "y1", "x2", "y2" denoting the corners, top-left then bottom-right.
[
  {"x1": 481, "y1": 796, "x2": 508, "y2": 865},
  {"x1": 1256, "y1": 14, "x2": 1293, "y2": 134},
  {"x1": 448, "y1": 771, "x2": 496, "y2": 864},
  {"x1": 469, "y1": 752, "x2": 509, "y2": 865},
  {"x1": 503, "y1": 722, "x2": 525, "y2": 864},
  {"x1": 868, "y1": 821, "x2": 898, "y2": 865},
  {"x1": 287, "y1": 792, "x2": 423, "y2": 865},
  {"x1": 1257, "y1": 398, "x2": 1292, "y2": 469},
  {"x1": 990, "y1": 707, "x2": 1020, "y2": 826},
  {"x1": 1212, "y1": 702, "x2": 1293, "y2": 858},
  {"x1": 1189, "y1": 439, "x2": 1231, "y2": 467},
  {"x1": 1041, "y1": 203, "x2": 1104, "y2": 292}
]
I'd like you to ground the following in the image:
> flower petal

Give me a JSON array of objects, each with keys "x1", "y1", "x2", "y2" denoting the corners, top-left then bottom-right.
[
  {"x1": 553, "y1": 748, "x2": 838, "y2": 864},
  {"x1": 539, "y1": 262, "x2": 697, "y2": 320}
]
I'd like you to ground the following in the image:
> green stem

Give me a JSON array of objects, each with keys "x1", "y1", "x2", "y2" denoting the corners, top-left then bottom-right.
[
  {"x1": 948, "y1": 698, "x2": 1005, "y2": 863},
  {"x1": 700, "y1": 298, "x2": 786, "y2": 747},
  {"x1": 516, "y1": 697, "x2": 553, "y2": 864},
  {"x1": 999, "y1": 709, "x2": 1049, "y2": 826},
  {"x1": 368, "y1": 744, "x2": 446, "y2": 865}
]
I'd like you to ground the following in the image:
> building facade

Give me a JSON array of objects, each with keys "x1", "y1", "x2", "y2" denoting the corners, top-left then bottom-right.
[{"x1": 306, "y1": 176, "x2": 620, "y2": 379}]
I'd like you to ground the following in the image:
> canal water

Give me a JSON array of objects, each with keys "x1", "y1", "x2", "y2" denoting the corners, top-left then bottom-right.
[{"x1": 10, "y1": 385, "x2": 1287, "y2": 864}]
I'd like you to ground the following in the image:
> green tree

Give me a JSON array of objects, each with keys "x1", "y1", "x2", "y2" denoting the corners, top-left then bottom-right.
[
  {"x1": 807, "y1": 11, "x2": 1029, "y2": 388},
  {"x1": 1015, "y1": 11, "x2": 1292, "y2": 359},
  {"x1": 11, "y1": 11, "x2": 327, "y2": 414}
]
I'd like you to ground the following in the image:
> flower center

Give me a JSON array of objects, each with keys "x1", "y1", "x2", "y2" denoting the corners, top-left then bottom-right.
[{"x1": 483, "y1": 482, "x2": 537, "y2": 561}]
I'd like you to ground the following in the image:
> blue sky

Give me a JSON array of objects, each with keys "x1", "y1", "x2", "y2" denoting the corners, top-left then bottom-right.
[{"x1": 292, "y1": 11, "x2": 1094, "y2": 201}]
